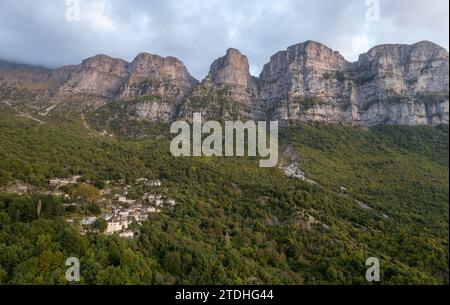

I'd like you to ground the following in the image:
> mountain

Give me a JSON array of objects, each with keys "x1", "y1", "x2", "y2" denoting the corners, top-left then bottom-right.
[
  {"x1": 50, "y1": 54, "x2": 130, "y2": 98},
  {"x1": 122, "y1": 53, "x2": 198, "y2": 100},
  {"x1": 356, "y1": 41, "x2": 449, "y2": 125},
  {"x1": 180, "y1": 48, "x2": 259, "y2": 120},
  {"x1": 0, "y1": 53, "x2": 199, "y2": 122},
  {"x1": 205, "y1": 48, "x2": 257, "y2": 103},
  {"x1": 258, "y1": 40, "x2": 355, "y2": 124},
  {"x1": 258, "y1": 40, "x2": 449, "y2": 125},
  {"x1": 0, "y1": 42, "x2": 448, "y2": 286},
  {"x1": 0, "y1": 40, "x2": 448, "y2": 126},
  {"x1": 21, "y1": 53, "x2": 199, "y2": 101}
]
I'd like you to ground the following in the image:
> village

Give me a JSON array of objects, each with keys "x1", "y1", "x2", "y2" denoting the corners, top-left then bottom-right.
[{"x1": 48, "y1": 176, "x2": 177, "y2": 239}]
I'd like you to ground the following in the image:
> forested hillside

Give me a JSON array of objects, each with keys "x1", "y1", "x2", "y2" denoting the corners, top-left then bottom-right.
[{"x1": 0, "y1": 106, "x2": 448, "y2": 284}]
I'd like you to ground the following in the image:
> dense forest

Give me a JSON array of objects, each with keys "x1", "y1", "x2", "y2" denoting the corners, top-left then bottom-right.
[{"x1": 0, "y1": 104, "x2": 448, "y2": 284}]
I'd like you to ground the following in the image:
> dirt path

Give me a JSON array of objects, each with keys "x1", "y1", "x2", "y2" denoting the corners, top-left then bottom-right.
[
  {"x1": 80, "y1": 113, "x2": 91, "y2": 130},
  {"x1": 18, "y1": 113, "x2": 45, "y2": 124}
]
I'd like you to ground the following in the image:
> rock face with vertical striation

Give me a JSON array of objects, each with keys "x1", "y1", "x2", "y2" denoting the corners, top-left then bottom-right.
[
  {"x1": 48, "y1": 53, "x2": 198, "y2": 103},
  {"x1": 257, "y1": 40, "x2": 449, "y2": 126},
  {"x1": 258, "y1": 40, "x2": 357, "y2": 124},
  {"x1": 50, "y1": 53, "x2": 198, "y2": 122},
  {"x1": 51, "y1": 54, "x2": 129, "y2": 98},
  {"x1": 181, "y1": 48, "x2": 258, "y2": 120},
  {"x1": 118, "y1": 53, "x2": 198, "y2": 122},
  {"x1": 355, "y1": 41, "x2": 449, "y2": 125},
  {"x1": 120, "y1": 53, "x2": 198, "y2": 102},
  {"x1": 0, "y1": 40, "x2": 448, "y2": 126},
  {"x1": 204, "y1": 48, "x2": 258, "y2": 104}
]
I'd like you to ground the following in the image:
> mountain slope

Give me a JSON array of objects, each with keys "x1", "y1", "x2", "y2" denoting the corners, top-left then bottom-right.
[
  {"x1": 1, "y1": 40, "x2": 448, "y2": 126},
  {"x1": 0, "y1": 106, "x2": 448, "y2": 284}
]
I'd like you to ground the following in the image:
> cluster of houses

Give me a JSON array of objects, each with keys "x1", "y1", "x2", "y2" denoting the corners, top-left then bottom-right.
[
  {"x1": 49, "y1": 176, "x2": 82, "y2": 187},
  {"x1": 80, "y1": 199, "x2": 177, "y2": 238},
  {"x1": 103, "y1": 205, "x2": 156, "y2": 237},
  {"x1": 57, "y1": 177, "x2": 178, "y2": 238}
]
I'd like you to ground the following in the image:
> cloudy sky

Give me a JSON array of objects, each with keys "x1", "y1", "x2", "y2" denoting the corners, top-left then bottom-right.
[{"x1": 0, "y1": 0, "x2": 448, "y2": 79}]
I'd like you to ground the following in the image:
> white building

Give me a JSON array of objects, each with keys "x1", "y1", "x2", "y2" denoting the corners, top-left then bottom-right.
[
  {"x1": 100, "y1": 188, "x2": 111, "y2": 196},
  {"x1": 119, "y1": 211, "x2": 129, "y2": 217},
  {"x1": 106, "y1": 220, "x2": 122, "y2": 234},
  {"x1": 49, "y1": 179, "x2": 70, "y2": 187},
  {"x1": 49, "y1": 176, "x2": 80, "y2": 187},
  {"x1": 145, "y1": 194, "x2": 156, "y2": 201}
]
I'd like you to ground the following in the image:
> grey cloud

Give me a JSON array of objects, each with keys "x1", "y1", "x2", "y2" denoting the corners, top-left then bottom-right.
[{"x1": 0, "y1": 0, "x2": 448, "y2": 79}]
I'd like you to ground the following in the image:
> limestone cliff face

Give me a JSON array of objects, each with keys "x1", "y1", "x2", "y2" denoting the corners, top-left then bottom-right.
[
  {"x1": 27, "y1": 53, "x2": 197, "y2": 122},
  {"x1": 50, "y1": 53, "x2": 198, "y2": 103},
  {"x1": 0, "y1": 40, "x2": 448, "y2": 126},
  {"x1": 118, "y1": 53, "x2": 198, "y2": 122},
  {"x1": 181, "y1": 48, "x2": 258, "y2": 120},
  {"x1": 52, "y1": 55, "x2": 129, "y2": 98},
  {"x1": 120, "y1": 53, "x2": 198, "y2": 102},
  {"x1": 204, "y1": 48, "x2": 258, "y2": 104},
  {"x1": 257, "y1": 40, "x2": 449, "y2": 126},
  {"x1": 258, "y1": 41, "x2": 357, "y2": 124},
  {"x1": 355, "y1": 41, "x2": 449, "y2": 125}
]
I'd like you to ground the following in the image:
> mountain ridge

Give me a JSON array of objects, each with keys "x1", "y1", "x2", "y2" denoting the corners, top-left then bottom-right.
[{"x1": 0, "y1": 40, "x2": 448, "y2": 125}]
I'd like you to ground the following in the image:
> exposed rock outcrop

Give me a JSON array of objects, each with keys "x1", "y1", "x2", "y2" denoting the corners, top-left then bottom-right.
[
  {"x1": 51, "y1": 54, "x2": 129, "y2": 98},
  {"x1": 48, "y1": 53, "x2": 198, "y2": 103},
  {"x1": 257, "y1": 40, "x2": 449, "y2": 126},
  {"x1": 0, "y1": 53, "x2": 198, "y2": 122},
  {"x1": 204, "y1": 48, "x2": 258, "y2": 104},
  {"x1": 180, "y1": 48, "x2": 258, "y2": 120},
  {"x1": 0, "y1": 40, "x2": 448, "y2": 126},
  {"x1": 355, "y1": 41, "x2": 449, "y2": 125},
  {"x1": 258, "y1": 40, "x2": 357, "y2": 124},
  {"x1": 120, "y1": 53, "x2": 198, "y2": 102}
]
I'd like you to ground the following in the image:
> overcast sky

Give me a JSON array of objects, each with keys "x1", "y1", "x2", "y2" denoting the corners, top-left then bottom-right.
[{"x1": 0, "y1": 0, "x2": 448, "y2": 79}]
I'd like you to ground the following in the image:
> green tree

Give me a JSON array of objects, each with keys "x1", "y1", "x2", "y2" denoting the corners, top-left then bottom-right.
[
  {"x1": 93, "y1": 218, "x2": 107, "y2": 233},
  {"x1": 73, "y1": 184, "x2": 99, "y2": 203}
]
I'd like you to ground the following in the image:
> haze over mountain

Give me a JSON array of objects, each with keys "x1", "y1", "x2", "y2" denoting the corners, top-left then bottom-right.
[{"x1": 0, "y1": 40, "x2": 448, "y2": 126}]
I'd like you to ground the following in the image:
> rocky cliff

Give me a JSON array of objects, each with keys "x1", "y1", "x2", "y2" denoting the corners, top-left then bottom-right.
[
  {"x1": 0, "y1": 40, "x2": 448, "y2": 126},
  {"x1": 355, "y1": 41, "x2": 449, "y2": 125},
  {"x1": 121, "y1": 53, "x2": 198, "y2": 101},
  {"x1": 118, "y1": 53, "x2": 198, "y2": 121},
  {"x1": 180, "y1": 48, "x2": 258, "y2": 120},
  {"x1": 48, "y1": 53, "x2": 198, "y2": 102},
  {"x1": 258, "y1": 40, "x2": 357, "y2": 124},
  {"x1": 257, "y1": 40, "x2": 449, "y2": 126},
  {"x1": 51, "y1": 55, "x2": 129, "y2": 98},
  {"x1": 0, "y1": 53, "x2": 198, "y2": 122}
]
